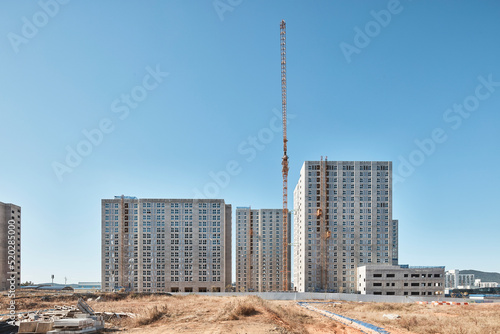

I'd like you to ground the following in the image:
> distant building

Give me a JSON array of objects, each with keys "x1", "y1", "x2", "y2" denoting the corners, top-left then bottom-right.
[
  {"x1": 358, "y1": 265, "x2": 445, "y2": 296},
  {"x1": 21, "y1": 283, "x2": 74, "y2": 292},
  {"x1": 101, "y1": 197, "x2": 232, "y2": 293},
  {"x1": 445, "y1": 269, "x2": 475, "y2": 289},
  {"x1": 478, "y1": 281, "x2": 499, "y2": 288},
  {"x1": 293, "y1": 161, "x2": 399, "y2": 293},
  {"x1": 69, "y1": 282, "x2": 102, "y2": 292},
  {"x1": 0, "y1": 201, "x2": 21, "y2": 291},
  {"x1": 235, "y1": 207, "x2": 291, "y2": 292}
]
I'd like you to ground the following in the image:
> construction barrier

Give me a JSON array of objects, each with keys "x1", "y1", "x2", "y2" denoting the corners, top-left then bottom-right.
[{"x1": 431, "y1": 301, "x2": 469, "y2": 306}]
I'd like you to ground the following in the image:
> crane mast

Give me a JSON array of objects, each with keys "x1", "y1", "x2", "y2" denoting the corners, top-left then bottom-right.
[{"x1": 280, "y1": 19, "x2": 289, "y2": 292}]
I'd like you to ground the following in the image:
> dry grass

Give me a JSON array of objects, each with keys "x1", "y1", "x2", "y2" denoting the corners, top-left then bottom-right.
[
  {"x1": 213, "y1": 296, "x2": 318, "y2": 333},
  {"x1": 314, "y1": 301, "x2": 500, "y2": 334},
  {"x1": 134, "y1": 304, "x2": 169, "y2": 326},
  {"x1": 217, "y1": 298, "x2": 259, "y2": 321},
  {"x1": 4, "y1": 292, "x2": 499, "y2": 334},
  {"x1": 251, "y1": 297, "x2": 325, "y2": 334}
]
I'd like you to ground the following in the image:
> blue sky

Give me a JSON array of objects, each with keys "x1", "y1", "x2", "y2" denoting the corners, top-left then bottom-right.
[{"x1": 1, "y1": 0, "x2": 499, "y2": 284}]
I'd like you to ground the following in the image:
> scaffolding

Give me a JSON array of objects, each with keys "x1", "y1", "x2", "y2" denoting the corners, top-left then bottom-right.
[{"x1": 318, "y1": 157, "x2": 329, "y2": 291}]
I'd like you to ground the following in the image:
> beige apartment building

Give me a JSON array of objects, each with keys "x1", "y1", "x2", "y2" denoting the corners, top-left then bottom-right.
[
  {"x1": 293, "y1": 161, "x2": 399, "y2": 293},
  {"x1": 0, "y1": 201, "x2": 21, "y2": 291},
  {"x1": 235, "y1": 208, "x2": 291, "y2": 292},
  {"x1": 101, "y1": 196, "x2": 231, "y2": 292}
]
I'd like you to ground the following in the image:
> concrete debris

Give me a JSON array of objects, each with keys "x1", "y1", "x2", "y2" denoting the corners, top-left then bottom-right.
[
  {"x1": 77, "y1": 298, "x2": 95, "y2": 315},
  {"x1": 95, "y1": 311, "x2": 136, "y2": 321},
  {"x1": 382, "y1": 314, "x2": 401, "y2": 320},
  {"x1": 17, "y1": 299, "x2": 104, "y2": 334}
]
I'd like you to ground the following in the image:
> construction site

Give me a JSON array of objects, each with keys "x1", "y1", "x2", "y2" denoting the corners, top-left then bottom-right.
[
  {"x1": 2, "y1": 290, "x2": 500, "y2": 334},
  {"x1": 3, "y1": 13, "x2": 500, "y2": 334}
]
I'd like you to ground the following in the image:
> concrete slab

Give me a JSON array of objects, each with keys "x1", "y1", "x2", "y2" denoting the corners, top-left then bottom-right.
[
  {"x1": 47, "y1": 327, "x2": 97, "y2": 334},
  {"x1": 19, "y1": 322, "x2": 37, "y2": 333},
  {"x1": 53, "y1": 318, "x2": 93, "y2": 328}
]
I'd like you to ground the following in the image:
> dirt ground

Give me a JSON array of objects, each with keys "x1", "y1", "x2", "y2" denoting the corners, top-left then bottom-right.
[
  {"x1": 2, "y1": 292, "x2": 499, "y2": 334},
  {"x1": 312, "y1": 301, "x2": 500, "y2": 334}
]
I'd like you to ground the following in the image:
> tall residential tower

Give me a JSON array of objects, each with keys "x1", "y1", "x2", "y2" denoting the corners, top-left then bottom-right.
[
  {"x1": 0, "y1": 201, "x2": 21, "y2": 291},
  {"x1": 293, "y1": 161, "x2": 398, "y2": 293},
  {"x1": 101, "y1": 197, "x2": 231, "y2": 293},
  {"x1": 235, "y1": 208, "x2": 291, "y2": 292}
]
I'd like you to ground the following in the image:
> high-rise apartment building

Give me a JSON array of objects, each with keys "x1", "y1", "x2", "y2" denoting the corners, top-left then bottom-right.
[
  {"x1": 0, "y1": 201, "x2": 21, "y2": 291},
  {"x1": 235, "y1": 208, "x2": 291, "y2": 292},
  {"x1": 293, "y1": 161, "x2": 398, "y2": 293},
  {"x1": 101, "y1": 197, "x2": 231, "y2": 293}
]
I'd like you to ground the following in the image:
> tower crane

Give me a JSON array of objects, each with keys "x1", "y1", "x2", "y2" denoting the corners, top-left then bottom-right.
[{"x1": 280, "y1": 19, "x2": 289, "y2": 292}]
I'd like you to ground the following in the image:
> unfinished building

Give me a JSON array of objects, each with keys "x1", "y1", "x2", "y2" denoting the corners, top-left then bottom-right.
[
  {"x1": 235, "y1": 207, "x2": 291, "y2": 292},
  {"x1": 101, "y1": 196, "x2": 231, "y2": 293},
  {"x1": 293, "y1": 160, "x2": 399, "y2": 293},
  {"x1": 0, "y1": 201, "x2": 21, "y2": 291},
  {"x1": 358, "y1": 265, "x2": 445, "y2": 296}
]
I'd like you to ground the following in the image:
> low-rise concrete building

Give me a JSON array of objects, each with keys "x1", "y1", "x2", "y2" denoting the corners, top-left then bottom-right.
[
  {"x1": 478, "y1": 281, "x2": 499, "y2": 288},
  {"x1": 358, "y1": 265, "x2": 445, "y2": 296}
]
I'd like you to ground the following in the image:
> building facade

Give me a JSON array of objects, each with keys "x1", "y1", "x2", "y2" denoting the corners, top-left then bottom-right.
[
  {"x1": 358, "y1": 265, "x2": 445, "y2": 296},
  {"x1": 235, "y1": 207, "x2": 291, "y2": 292},
  {"x1": 293, "y1": 161, "x2": 398, "y2": 293},
  {"x1": 445, "y1": 269, "x2": 475, "y2": 289},
  {"x1": 478, "y1": 281, "x2": 499, "y2": 288},
  {"x1": 101, "y1": 197, "x2": 231, "y2": 293},
  {"x1": 0, "y1": 201, "x2": 21, "y2": 291}
]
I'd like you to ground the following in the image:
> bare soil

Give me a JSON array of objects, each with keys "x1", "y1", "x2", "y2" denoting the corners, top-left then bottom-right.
[
  {"x1": 313, "y1": 301, "x2": 500, "y2": 334},
  {"x1": 1, "y1": 292, "x2": 499, "y2": 334}
]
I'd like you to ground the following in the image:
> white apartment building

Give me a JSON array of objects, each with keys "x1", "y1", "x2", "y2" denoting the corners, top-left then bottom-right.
[
  {"x1": 101, "y1": 197, "x2": 231, "y2": 293},
  {"x1": 293, "y1": 161, "x2": 398, "y2": 293},
  {"x1": 445, "y1": 269, "x2": 475, "y2": 289},
  {"x1": 235, "y1": 207, "x2": 291, "y2": 292},
  {"x1": 477, "y1": 281, "x2": 499, "y2": 288}
]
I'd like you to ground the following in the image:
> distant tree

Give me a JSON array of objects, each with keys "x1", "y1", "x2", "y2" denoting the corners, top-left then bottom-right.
[{"x1": 21, "y1": 281, "x2": 34, "y2": 286}]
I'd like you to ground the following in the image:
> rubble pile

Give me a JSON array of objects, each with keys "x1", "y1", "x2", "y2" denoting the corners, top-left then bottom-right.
[{"x1": 17, "y1": 298, "x2": 104, "y2": 334}]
